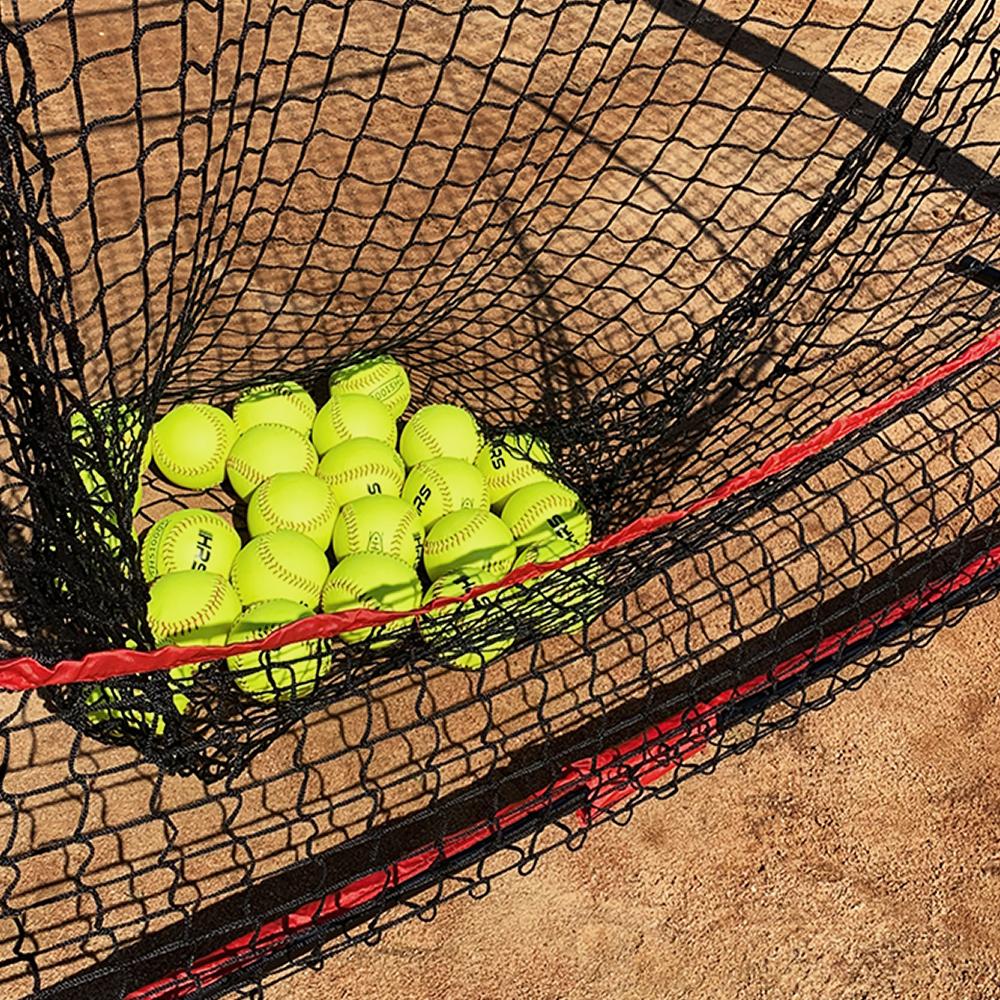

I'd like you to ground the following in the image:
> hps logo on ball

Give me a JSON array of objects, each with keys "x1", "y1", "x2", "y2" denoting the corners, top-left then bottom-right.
[
  {"x1": 192, "y1": 529, "x2": 214, "y2": 570},
  {"x1": 412, "y1": 484, "x2": 432, "y2": 513}
]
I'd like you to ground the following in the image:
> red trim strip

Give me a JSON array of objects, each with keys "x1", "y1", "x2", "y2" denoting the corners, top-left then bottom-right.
[
  {"x1": 126, "y1": 531, "x2": 1000, "y2": 999},
  {"x1": 3, "y1": 323, "x2": 998, "y2": 691}
]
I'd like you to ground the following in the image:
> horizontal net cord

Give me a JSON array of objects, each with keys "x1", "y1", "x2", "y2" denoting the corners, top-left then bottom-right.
[
  {"x1": 3, "y1": 317, "x2": 999, "y2": 691},
  {"x1": 124, "y1": 515, "x2": 1000, "y2": 1000}
]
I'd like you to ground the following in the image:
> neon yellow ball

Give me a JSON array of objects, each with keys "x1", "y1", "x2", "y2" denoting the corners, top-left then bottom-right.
[
  {"x1": 246, "y1": 473, "x2": 339, "y2": 550},
  {"x1": 328, "y1": 354, "x2": 411, "y2": 420},
  {"x1": 420, "y1": 570, "x2": 514, "y2": 670},
  {"x1": 422, "y1": 508, "x2": 516, "y2": 582},
  {"x1": 321, "y1": 552, "x2": 421, "y2": 648},
  {"x1": 401, "y1": 457, "x2": 488, "y2": 529},
  {"x1": 475, "y1": 433, "x2": 553, "y2": 509},
  {"x1": 141, "y1": 509, "x2": 242, "y2": 581},
  {"x1": 152, "y1": 403, "x2": 237, "y2": 490},
  {"x1": 226, "y1": 599, "x2": 329, "y2": 703},
  {"x1": 500, "y1": 480, "x2": 591, "y2": 550},
  {"x1": 230, "y1": 530, "x2": 329, "y2": 609},
  {"x1": 332, "y1": 495, "x2": 424, "y2": 567},
  {"x1": 316, "y1": 437, "x2": 405, "y2": 507},
  {"x1": 399, "y1": 404, "x2": 483, "y2": 467},
  {"x1": 312, "y1": 392, "x2": 396, "y2": 456},
  {"x1": 225, "y1": 424, "x2": 318, "y2": 500},
  {"x1": 232, "y1": 380, "x2": 316, "y2": 436}
]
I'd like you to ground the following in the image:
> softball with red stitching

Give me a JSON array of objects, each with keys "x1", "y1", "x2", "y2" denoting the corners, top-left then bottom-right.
[
  {"x1": 320, "y1": 552, "x2": 421, "y2": 647},
  {"x1": 311, "y1": 392, "x2": 396, "y2": 456},
  {"x1": 331, "y1": 494, "x2": 424, "y2": 567},
  {"x1": 152, "y1": 403, "x2": 237, "y2": 490},
  {"x1": 230, "y1": 530, "x2": 330, "y2": 609},
  {"x1": 225, "y1": 423, "x2": 318, "y2": 500},
  {"x1": 316, "y1": 437, "x2": 405, "y2": 507},
  {"x1": 398, "y1": 404, "x2": 483, "y2": 468},
  {"x1": 232, "y1": 380, "x2": 316, "y2": 437},
  {"x1": 146, "y1": 569, "x2": 243, "y2": 714},
  {"x1": 226, "y1": 599, "x2": 328, "y2": 703},
  {"x1": 422, "y1": 508, "x2": 515, "y2": 582},
  {"x1": 147, "y1": 569, "x2": 242, "y2": 646},
  {"x1": 247, "y1": 472, "x2": 339, "y2": 549},
  {"x1": 475, "y1": 433, "x2": 552, "y2": 509},
  {"x1": 500, "y1": 481, "x2": 591, "y2": 551},
  {"x1": 401, "y1": 457, "x2": 488, "y2": 529},
  {"x1": 327, "y1": 354, "x2": 410, "y2": 420},
  {"x1": 142, "y1": 509, "x2": 242, "y2": 581}
]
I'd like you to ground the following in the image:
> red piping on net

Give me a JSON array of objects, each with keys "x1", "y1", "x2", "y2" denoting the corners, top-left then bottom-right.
[
  {"x1": 124, "y1": 526, "x2": 1000, "y2": 1000},
  {"x1": 2, "y1": 322, "x2": 1000, "y2": 691}
]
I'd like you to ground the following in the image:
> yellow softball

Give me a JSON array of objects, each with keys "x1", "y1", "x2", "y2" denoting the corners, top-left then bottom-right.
[
  {"x1": 321, "y1": 552, "x2": 421, "y2": 648},
  {"x1": 419, "y1": 570, "x2": 514, "y2": 670},
  {"x1": 399, "y1": 404, "x2": 483, "y2": 467},
  {"x1": 401, "y1": 457, "x2": 488, "y2": 528},
  {"x1": 512, "y1": 537, "x2": 605, "y2": 637},
  {"x1": 332, "y1": 494, "x2": 424, "y2": 567},
  {"x1": 316, "y1": 437, "x2": 406, "y2": 507},
  {"x1": 230, "y1": 530, "x2": 330, "y2": 609},
  {"x1": 475, "y1": 433, "x2": 552, "y2": 509},
  {"x1": 148, "y1": 568, "x2": 242, "y2": 646},
  {"x1": 70, "y1": 399, "x2": 152, "y2": 472},
  {"x1": 141, "y1": 508, "x2": 242, "y2": 581},
  {"x1": 226, "y1": 599, "x2": 329, "y2": 703},
  {"x1": 75, "y1": 465, "x2": 143, "y2": 560},
  {"x1": 422, "y1": 508, "x2": 516, "y2": 582},
  {"x1": 232, "y1": 380, "x2": 316, "y2": 437},
  {"x1": 83, "y1": 681, "x2": 169, "y2": 736},
  {"x1": 500, "y1": 480, "x2": 591, "y2": 551},
  {"x1": 246, "y1": 472, "x2": 339, "y2": 549},
  {"x1": 146, "y1": 569, "x2": 243, "y2": 714},
  {"x1": 225, "y1": 423, "x2": 318, "y2": 500},
  {"x1": 152, "y1": 402, "x2": 237, "y2": 490},
  {"x1": 311, "y1": 392, "x2": 397, "y2": 456},
  {"x1": 328, "y1": 354, "x2": 411, "y2": 420}
]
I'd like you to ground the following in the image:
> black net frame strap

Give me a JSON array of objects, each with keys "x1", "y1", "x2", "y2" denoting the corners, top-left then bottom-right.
[{"x1": 2, "y1": 319, "x2": 999, "y2": 689}]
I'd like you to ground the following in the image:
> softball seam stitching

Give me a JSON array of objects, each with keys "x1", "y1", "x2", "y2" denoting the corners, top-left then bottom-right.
[
  {"x1": 488, "y1": 464, "x2": 546, "y2": 496},
  {"x1": 320, "y1": 461, "x2": 404, "y2": 487},
  {"x1": 409, "y1": 418, "x2": 445, "y2": 460},
  {"x1": 424, "y1": 512, "x2": 510, "y2": 557},
  {"x1": 152, "y1": 577, "x2": 232, "y2": 639},
  {"x1": 509, "y1": 496, "x2": 585, "y2": 538},
  {"x1": 234, "y1": 541, "x2": 324, "y2": 602},
  {"x1": 416, "y1": 464, "x2": 489, "y2": 511},
  {"x1": 337, "y1": 506, "x2": 417, "y2": 561},
  {"x1": 141, "y1": 519, "x2": 171, "y2": 580},
  {"x1": 155, "y1": 405, "x2": 234, "y2": 477},
  {"x1": 159, "y1": 512, "x2": 238, "y2": 570},
  {"x1": 323, "y1": 577, "x2": 378, "y2": 611},
  {"x1": 234, "y1": 386, "x2": 315, "y2": 432},
  {"x1": 254, "y1": 481, "x2": 336, "y2": 535}
]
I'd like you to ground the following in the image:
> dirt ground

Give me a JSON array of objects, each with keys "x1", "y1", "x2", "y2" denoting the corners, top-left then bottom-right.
[{"x1": 267, "y1": 593, "x2": 1000, "y2": 1000}]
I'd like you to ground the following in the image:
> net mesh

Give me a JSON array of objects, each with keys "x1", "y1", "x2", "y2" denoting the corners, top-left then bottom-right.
[{"x1": 0, "y1": 0, "x2": 998, "y2": 995}]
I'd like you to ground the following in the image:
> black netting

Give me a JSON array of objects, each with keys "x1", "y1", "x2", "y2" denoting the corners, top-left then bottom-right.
[{"x1": 0, "y1": 0, "x2": 999, "y2": 996}]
